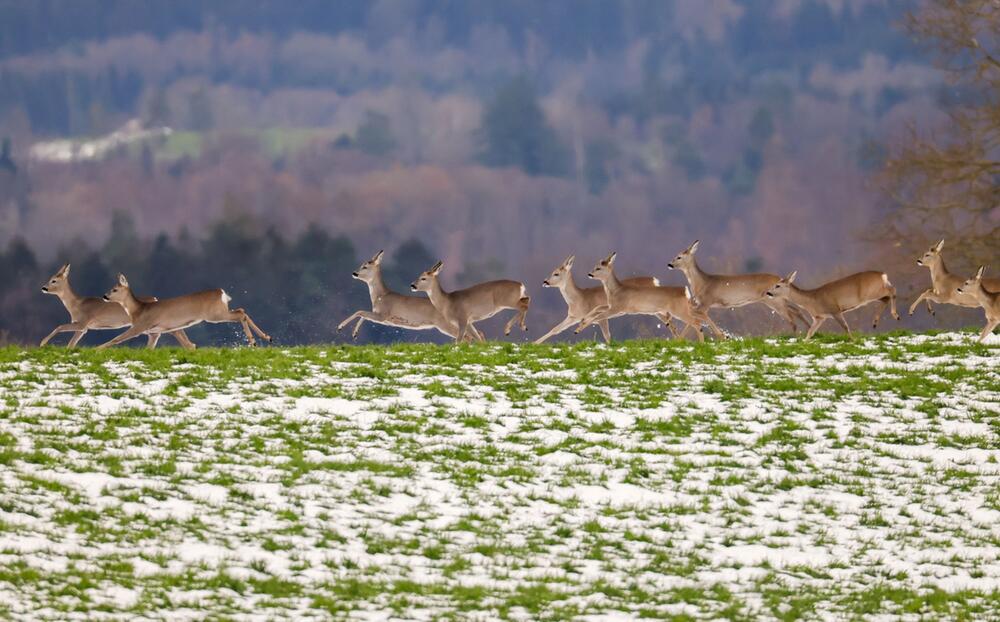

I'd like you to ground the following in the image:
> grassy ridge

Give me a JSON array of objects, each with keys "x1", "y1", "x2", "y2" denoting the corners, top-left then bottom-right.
[{"x1": 0, "y1": 332, "x2": 998, "y2": 620}]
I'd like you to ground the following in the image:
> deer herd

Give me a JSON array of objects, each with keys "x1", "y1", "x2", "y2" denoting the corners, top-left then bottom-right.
[{"x1": 39, "y1": 239, "x2": 999, "y2": 349}]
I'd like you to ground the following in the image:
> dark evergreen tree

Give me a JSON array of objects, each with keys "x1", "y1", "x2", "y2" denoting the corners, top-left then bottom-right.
[{"x1": 478, "y1": 76, "x2": 569, "y2": 177}]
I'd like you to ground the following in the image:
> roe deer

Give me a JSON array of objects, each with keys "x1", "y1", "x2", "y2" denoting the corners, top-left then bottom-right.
[
  {"x1": 765, "y1": 270, "x2": 899, "y2": 339},
  {"x1": 956, "y1": 266, "x2": 1000, "y2": 343},
  {"x1": 410, "y1": 261, "x2": 529, "y2": 343},
  {"x1": 909, "y1": 240, "x2": 1000, "y2": 316},
  {"x1": 574, "y1": 252, "x2": 707, "y2": 342},
  {"x1": 337, "y1": 250, "x2": 464, "y2": 341},
  {"x1": 535, "y1": 255, "x2": 666, "y2": 343},
  {"x1": 98, "y1": 274, "x2": 271, "y2": 349},
  {"x1": 40, "y1": 263, "x2": 194, "y2": 349},
  {"x1": 667, "y1": 240, "x2": 809, "y2": 338}
]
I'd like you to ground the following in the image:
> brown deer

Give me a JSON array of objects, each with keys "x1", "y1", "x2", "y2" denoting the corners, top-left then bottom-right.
[
  {"x1": 956, "y1": 266, "x2": 1000, "y2": 343},
  {"x1": 574, "y1": 252, "x2": 708, "y2": 341},
  {"x1": 765, "y1": 270, "x2": 899, "y2": 339},
  {"x1": 410, "y1": 261, "x2": 529, "y2": 343},
  {"x1": 536, "y1": 255, "x2": 668, "y2": 343},
  {"x1": 40, "y1": 264, "x2": 194, "y2": 349},
  {"x1": 98, "y1": 274, "x2": 271, "y2": 349},
  {"x1": 668, "y1": 240, "x2": 809, "y2": 338},
  {"x1": 909, "y1": 240, "x2": 1000, "y2": 317},
  {"x1": 337, "y1": 250, "x2": 464, "y2": 340}
]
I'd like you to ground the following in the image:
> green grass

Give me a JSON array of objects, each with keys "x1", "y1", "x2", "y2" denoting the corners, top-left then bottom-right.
[{"x1": 0, "y1": 331, "x2": 997, "y2": 619}]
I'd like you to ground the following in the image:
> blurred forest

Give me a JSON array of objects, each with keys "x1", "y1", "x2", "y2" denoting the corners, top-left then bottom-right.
[{"x1": 0, "y1": 0, "x2": 992, "y2": 344}]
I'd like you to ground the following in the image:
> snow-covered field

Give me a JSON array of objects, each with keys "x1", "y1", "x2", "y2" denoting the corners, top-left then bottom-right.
[{"x1": 0, "y1": 333, "x2": 998, "y2": 620}]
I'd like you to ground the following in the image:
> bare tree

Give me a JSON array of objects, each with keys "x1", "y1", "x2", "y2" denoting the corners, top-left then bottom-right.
[{"x1": 880, "y1": 0, "x2": 1000, "y2": 262}]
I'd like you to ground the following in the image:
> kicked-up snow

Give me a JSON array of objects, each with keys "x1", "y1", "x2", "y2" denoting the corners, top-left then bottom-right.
[{"x1": 0, "y1": 332, "x2": 998, "y2": 620}]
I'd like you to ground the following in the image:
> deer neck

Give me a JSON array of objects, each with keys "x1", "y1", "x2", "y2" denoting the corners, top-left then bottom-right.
[
  {"x1": 601, "y1": 269, "x2": 623, "y2": 298},
  {"x1": 927, "y1": 256, "x2": 951, "y2": 289},
  {"x1": 785, "y1": 284, "x2": 816, "y2": 312},
  {"x1": 368, "y1": 267, "x2": 390, "y2": 304},
  {"x1": 57, "y1": 281, "x2": 85, "y2": 314},
  {"x1": 426, "y1": 278, "x2": 450, "y2": 312},
  {"x1": 683, "y1": 259, "x2": 710, "y2": 295},
  {"x1": 973, "y1": 282, "x2": 998, "y2": 309},
  {"x1": 119, "y1": 289, "x2": 145, "y2": 319},
  {"x1": 559, "y1": 272, "x2": 585, "y2": 305}
]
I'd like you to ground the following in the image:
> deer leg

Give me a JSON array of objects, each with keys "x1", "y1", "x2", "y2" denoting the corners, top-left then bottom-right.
[
  {"x1": 888, "y1": 288, "x2": 900, "y2": 320},
  {"x1": 791, "y1": 304, "x2": 811, "y2": 332},
  {"x1": 350, "y1": 318, "x2": 366, "y2": 339},
  {"x1": 97, "y1": 326, "x2": 146, "y2": 350},
  {"x1": 170, "y1": 330, "x2": 197, "y2": 350},
  {"x1": 456, "y1": 318, "x2": 475, "y2": 344},
  {"x1": 518, "y1": 296, "x2": 530, "y2": 331},
  {"x1": 337, "y1": 311, "x2": 365, "y2": 332},
  {"x1": 40, "y1": 322, "x2": 87, "y2": 347},
  {"x1": 503, "y1": 311, "x2": 519, "y2": 336},
  {"x1": 241, "y1": 312, "x2": 272, "y2": 343},
  {"x1": 680, "y1": 311, "x2": 706, "y2": 342},
  {"x1": 764, "y1": 298, "x2": 800, "y2": 333},
  {"x1": 871, "y1": 298, "x2": 888, "y2": 329},
  {"x1": 216, "y1": 308, "x2": 258, "y2": 346},
  {"x1": 535, "y1": 316, "x2": 578, "y2": 344},
  {"x1": 67, "y1": 330, "x2": 88, "y2": 348},
  {"x1": 577, "y1": 305, "x2": 610, "y2": 332},
  {"x1": 338, "y1": 310, "x2": 383, "y2": 340},
  {"x1": 908, "y1": 289, "x2": 932, "y2": 316},
  {"x1": 804, "y1": 317, "x2": 827, "y2": 340},
  {"x1": 654, "y1": 313, "x2": 680, "y2": 339},
  {"x1": 474, "y1": 322, "x2": 488, "y2": 342},
  {"x1": 598, "y1": 319, "x2": 612, "y2": 343},
  {"x1": 979, "y1": 320, "x2": 999, "y2": 343},
  {"x1": 834, "y1": 312, "x2": 853, "y2": 339},
  {"x1": 678, "y1": 325, "x2": 692, "y2": 340},
  {"x1": 697, "y1": 309, "x2": 726, "y2": 340},
  {"x1": 146, "y1": 333, "x2": 162, "y2": 349}
]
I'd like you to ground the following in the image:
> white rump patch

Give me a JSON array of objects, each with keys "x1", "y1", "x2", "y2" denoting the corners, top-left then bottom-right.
[
  {"x1": 221, "y1": 290, "x2": 232, "y2": 305},
  {"x1": 684, "y1": 286, "x2": 691, "y2": 299},
  {"x1": 652, "y1": 277, "x2": 661, "y2": 286},
  {"x1": 520, "y1": 284, "x2": 527, "y2": 298},
  {"x1": 881, "y1": 273, "x2": 892, "y2": 288}
]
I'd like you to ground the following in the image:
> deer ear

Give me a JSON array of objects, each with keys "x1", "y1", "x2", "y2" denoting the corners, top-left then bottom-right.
[
  {"x1": 564, "y1": 255, "x2": 575, "y2": 268},
  {"x1": 58, "y1": 263, "x2": 70, "y2": 277},
  {"x1": 607, "y1": 252, "x2": 617, "y2": 263},
  {"x1": 975, "y1": 265, "x2": 985, "y2": 280},
  {"x1": 118, "y1": 273, "x2": 129, "y2": 287},
  {"x1": 934, "y1": 239, "x2": 944, "y2": 252},
  {"x1": 430, "y1": 260, "x2": 443, "y2": 275},
  {"x1": 786, "y1": 271, "x2": 797, "y2": 283},
  {"x1": 689, "y1": 240, "x2": 700, "y2": 254},
  {"x1": 373, "y1": 250, "x2": 384, "y2": 263}
]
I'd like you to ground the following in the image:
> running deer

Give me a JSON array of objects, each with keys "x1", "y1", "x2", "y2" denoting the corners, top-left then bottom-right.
[
  {"x1": 40, "y1": 264, "x2": 194, "y2": 349},
  {"x1": 337, "y1": 250, "x2": 464, "y2": 340},
  {"x1": 410, "y1": 261, "x2": 529, "y2": 343},
  {"x1": 909, "y1": 240, "x2": 1000, "y2": 316},
  {"x1": 535, "y1": 255, "x2": 665, "y2": 343},
  {"x1": 98, "y1": 274, "x2": 271, "y2": 349},
  {"x1": 667, "y1": 240, "x2": 809, "y2": 338},
  {"x1": 574, "y1": 252, "x2": 707, "y2": 342},
  {"x1": 956, "y1": 266, "x2": 999, "y2": 343},
  {"x1": 764, "y1": 270, "x2": 899, "y2": 339}
]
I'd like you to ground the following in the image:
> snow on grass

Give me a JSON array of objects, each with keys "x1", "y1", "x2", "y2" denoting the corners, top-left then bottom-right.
[{"x1": 0, "y1": 331, "x2": 998, "y2": 619}]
